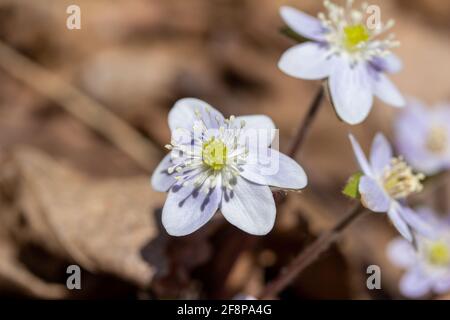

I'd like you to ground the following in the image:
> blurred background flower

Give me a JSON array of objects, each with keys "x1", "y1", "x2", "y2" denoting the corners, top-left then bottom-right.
[
  {"x1": 395, "y1": 100, "x2": 450, "y2": 176},
  {"x1": 387, "y1": 207, "x2": 450, "y2": 298}
]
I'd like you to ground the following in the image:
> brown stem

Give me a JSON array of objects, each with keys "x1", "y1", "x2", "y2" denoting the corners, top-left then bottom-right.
[
  {"x1": 258, "y1": 204, "x2": 366, "y2": 300},
  {"x1": 287, "y1": 85, "x2": 325, "y2": 158}
]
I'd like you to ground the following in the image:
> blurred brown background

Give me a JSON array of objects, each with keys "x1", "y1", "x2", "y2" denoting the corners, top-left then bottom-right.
[{"x1": 0, "y1": 0, "x2": 448, "y2": 299}]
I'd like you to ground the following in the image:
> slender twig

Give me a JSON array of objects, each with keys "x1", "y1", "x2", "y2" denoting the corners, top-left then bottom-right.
[
  {"x1": 0, "y1": 40, "x2": 161, "y2": 172},
  {"x1": 258, "y1": 204, "x2": 366, "y2": 299},
  {"x1": 287, "y1": 85, "x2": 325, "y2": 158}
]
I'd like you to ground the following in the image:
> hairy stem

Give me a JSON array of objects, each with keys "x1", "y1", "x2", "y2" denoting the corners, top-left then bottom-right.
[
  {"x1": 259, "y1": 204, "x2": 366, "y2": 299},
  {"x1": 288, "y1": 85, "x2": 325, "y2": 158}
]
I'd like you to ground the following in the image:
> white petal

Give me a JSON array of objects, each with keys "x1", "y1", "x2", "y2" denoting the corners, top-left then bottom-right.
[
  {"x1": 241, "y1": 149, "x2": 307, "y2": 190},
  {"x1": 278, "y1": 42, "x2": 333, "y2": 80},
  {"x1": 221, "y1": 177, "x2": 276, "y2": 235},
  {"x1": 372, "y1": 73, "x2": 405, "y2": 108},
  {"x1": 388, "y1": 205, "x2": 413, "y2": 242},
  {"x1": 400, "y1": 269, "x2": 432, "y2": 298},
  {"x1": 236, "y1": 115, "x2": 276, "y2": 147},
  {"x1": 279, "y1": 6, "x2": 326, "y2": 42},
  {"x1": 162, "y1": 183, "x2": 221, "y2": 236},
  {"x1": 168, "y1": 98, "x2": 224, "y2": 131},
  {"x1": 359, "y1": 176, "x2": 390, "y2": 212},
  {"x1": 386, "y1": 237, "x2": 416, "y2": 268},
  {"x1": 370, "y1": 133, "x2": 393, "y2": 176},
  {"x1": 329, "y1": 61, "x2": 374, "y2": 125},
  {"x1": 349, "y1": 134, "x2": 373, "y2": 177},
  {"x1": 151, "y1": 154, "x2": 176, "y2": 192},
  {"x1": 379, "y1": 54, "x2": 403, "y2": 74}
]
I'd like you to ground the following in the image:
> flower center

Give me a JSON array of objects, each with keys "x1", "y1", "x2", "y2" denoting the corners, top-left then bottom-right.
[
  {"x1": 202, "y1": 138, "x2": 227, "y2": 171},
  {"x1": 427, "y1": 241, "x2": 450, "y2": 266},
  {"x1": 382, "y1": 157, "x2": 425, "y2": 199},
  {"x1": 425, "y1": 126, "x2": 448, "y2": 154},
  {"x1": 343, "y1": 24, "x2": 370, "y2": 51},
  {"x1": 318, "y1": 0, "x2": 399, "y2": 62}
]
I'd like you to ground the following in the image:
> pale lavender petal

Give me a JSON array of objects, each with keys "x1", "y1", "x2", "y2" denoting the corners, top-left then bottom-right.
[
  {"x1": 329, "y1": 60, "x2": 374, "y2": 125},
  {"x1": 372, "y1": 54, "x2": 402, "y2": 74},
  {"x1": 359, "y1": 176, "x2": 390, "y2": 212},
  {"x1": 415, "y1": 206, "x2": 441, "y2": 225},
  {"x1": 386, "y1": 237, "x2": 416, "y2": 268},
  {"x1": 235, "y1": 115, "x2": 275, "y2": 132},
  {"x1": 278, "y1": 42, "x2": 333, "y2": 80},
  {"x1": 236, "y1": 115, "x2": 276, "y2": 147},
  {"x1": 162, "y1": 182, "x2": 221, "y2": 236},
  {"x1": 279, "y1": 6, "x2": 326, "y2": 42},
  {"x1": 433, "y1": 276, "x2": 450, "y2": 295},
  {"x1": 241, "y1": 149, "x2": 307, "y2": 190},
  {"x1": 233, "y1": 294, "x2": 257, "y2": 300},
  {"x1": 394, "y1": 100, "x2": 448, "y2": 175},
  {"x1": 372, "y1": 73, "x2": 405, "y2": 108},
  {"x1": 349, "y1": 134, "x2": 373, "y2": 177},
  {"x1": 400, "y1": 268, "x2": 432, "y2": 298},
  {"x1": 168, "y1": 98, "x2": 224, "y2": 131},
  {"x1": 398, "y1": 206, "x2": 436, "y2": 239},
  {"x1": 388, "y1": 205, "x2": 413, "y2": 242},
  {"x1": 433, "y1": 104, "x2": 450, "y2": 125},
  {"x1": 370, "y1": 133, "x2": 393, "y2": 176},
  {"x1": 151, "y1": 154, "x2": 177, "y2": 192},
  {"x1": 221, "y1": 176, "x2": 276, "y2": 235}
]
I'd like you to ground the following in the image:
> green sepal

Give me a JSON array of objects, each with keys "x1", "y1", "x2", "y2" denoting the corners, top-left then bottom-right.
[{"x1": 342, "y1": 172, "x2": 363, "y2": 199}]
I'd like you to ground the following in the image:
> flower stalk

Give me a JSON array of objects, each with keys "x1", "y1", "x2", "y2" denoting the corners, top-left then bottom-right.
[
  {"x1": 288, "y1": 85, "x2": 325, "y2": 158},
  {"x1": 259, "y1": 204, "x2": 366, "y2": 299}
]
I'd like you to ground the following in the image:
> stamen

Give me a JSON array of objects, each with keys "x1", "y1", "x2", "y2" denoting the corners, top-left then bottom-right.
[
  {"x1": 319, "y1": 0, "x2": 398, "y2": 62},
  {"x1": 382, "y1": 157, "x2": 425, "y2": 199}
]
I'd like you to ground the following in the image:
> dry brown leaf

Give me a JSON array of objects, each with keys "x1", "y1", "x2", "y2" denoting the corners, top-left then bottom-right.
[{"x1": 1, "y1": 147, "x2": 166, "y2": 290}]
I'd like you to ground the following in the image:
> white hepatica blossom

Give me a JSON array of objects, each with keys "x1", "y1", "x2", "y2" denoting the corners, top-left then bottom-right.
[
  {"x1": 387, "y1": 209, "x2": 450, "y2": 298},
  {"x1": 395, "y1": 100, "x2": 450, "y2": 175},
  {"x1": 151, "y1": 98, "x2": 307, "y2": 236},
  {"x1": 349, "y1": 133, "x2": 431, "y2": 242},
  {"x1": 279, "y1": 0, "x2": 405, "y2": 125}
]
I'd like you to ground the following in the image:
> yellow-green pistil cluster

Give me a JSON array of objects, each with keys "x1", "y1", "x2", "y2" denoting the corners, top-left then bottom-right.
[
  {"x1": 427, "y1": 241, "x2": 450, "y2": 266},
  {"x1": 202, "y1": 138, "x2": 227, "y2": 171},
  {"x1": 343, "y1": 24, "x2": 370, "y2": 51}
]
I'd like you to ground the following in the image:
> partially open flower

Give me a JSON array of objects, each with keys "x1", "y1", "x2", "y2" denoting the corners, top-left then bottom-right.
[
  {"x1": 387, "y1": 208, "x2": 450, "y2": 298},
  {"x1": 395, "y1": 100, "x2": 450, "y2": 175},
  {"x1": 279, "y1": 0, "x2": 405, "y2": 125},
  {"x1": 349, "y1": 133, "x2": 429, "y2": 241},
  {"x1": 151, "y1": 98, "x2": 308, "y2": 236}
]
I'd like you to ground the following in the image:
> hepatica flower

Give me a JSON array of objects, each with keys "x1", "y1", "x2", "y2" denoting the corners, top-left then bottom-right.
[
  {"x1": 387, "y1": 209, "x2": 450, "y2": 298},
  {"x1": 279, "y1": 0, "x2": 405, "y2": 125},
  {"x1": 349, "y1": 133, "x2": 429, "y2": 242},
  {"x1": 395, "y1": 100, "x2": 450, "y2": 175},
  {"x1": 151, "y1": 98, "x2": 307, "y2": 236}
]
